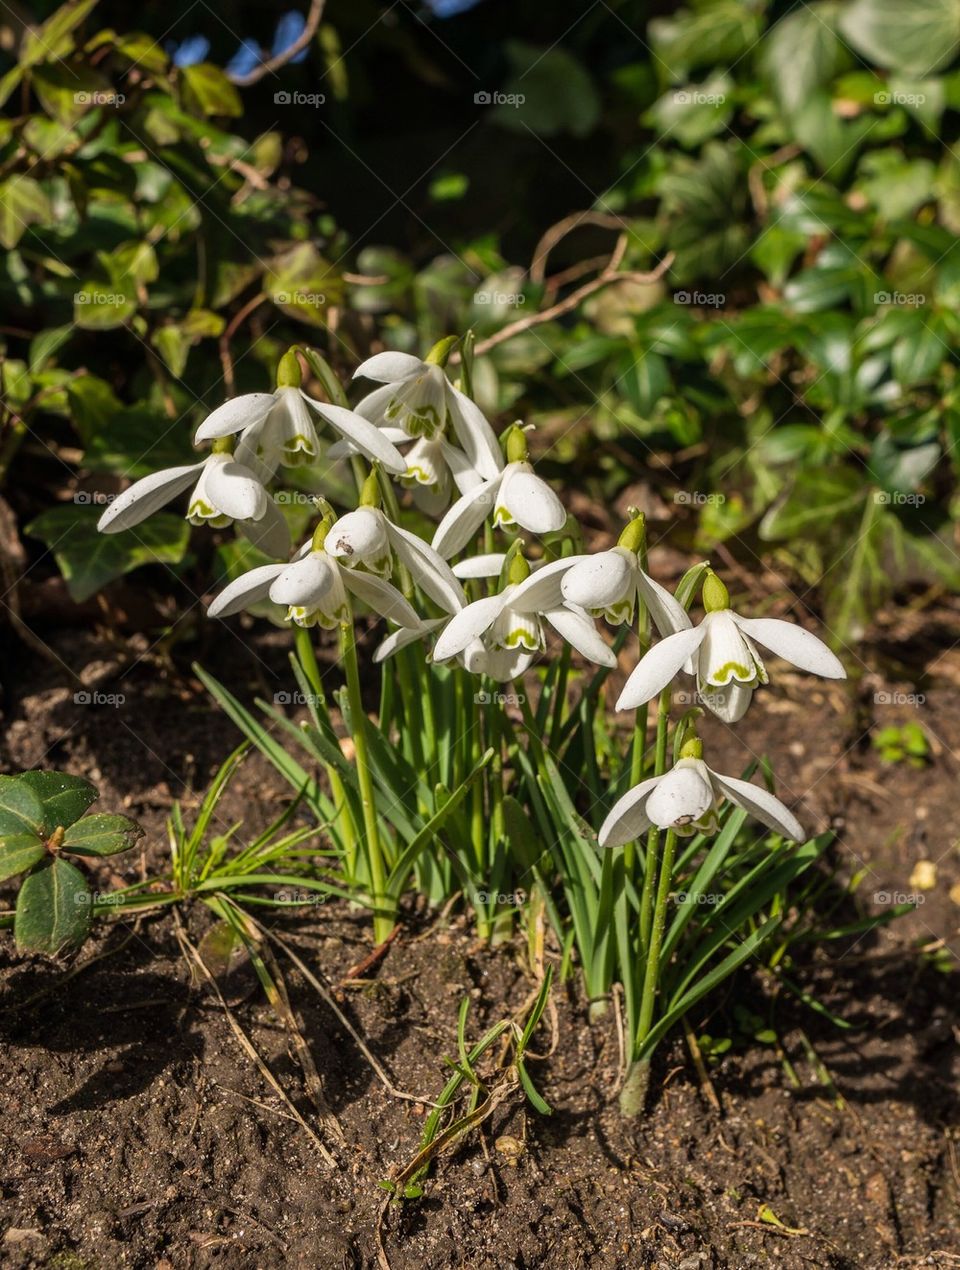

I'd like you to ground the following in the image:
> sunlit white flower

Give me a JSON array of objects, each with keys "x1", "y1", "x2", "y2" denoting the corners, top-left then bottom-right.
[
  {"x1": 353, "y1": 345, "x2": 502, "y2": 480},
  {"x1": 432, "y1": 555, "x2": 615, "y2": 682},
  {"x1": 327, "y1": 430, "x2": 483, "y2": 516},
  {"x1": 207, "y1": 522, "x2": 419, "y2": 630},
  {"x1": 432, "y1": 426, "x2": 566, "y2": 559},
  {"x1": 599, "y1": 740, "x2": 805, "y2": 846},
  {"x1": 97, "y1": 448, "x2": 290, "y2": 557},
  {"x1": 616, "y1": 572, "x2": 846, "y2": 722},
  {"x1": 324, "y1": 490, "x2": 464, "y2": 614},
  {"x1": 558, "y1": 517, "x2": 691, "y2": 637},
  {"x1": 194, "y1": 352, "x2": 407, "y2": 477}
]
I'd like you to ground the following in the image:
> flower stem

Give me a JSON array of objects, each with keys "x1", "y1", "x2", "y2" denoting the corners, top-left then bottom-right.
[
  {"x1": 638, "y1": 686, "x2": 671, "y2": 954},
  {"x1": 339, "y1": 619, "x2": 392, "y2": 942},
  {"x1": 634, "y1": 827, "x2": 678, "y2": 1056}
]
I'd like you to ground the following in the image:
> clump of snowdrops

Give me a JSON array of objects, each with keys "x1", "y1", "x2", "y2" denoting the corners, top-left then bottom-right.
[{"x1": 97, "y1": 335, "x2": 847, "y2": 1113}]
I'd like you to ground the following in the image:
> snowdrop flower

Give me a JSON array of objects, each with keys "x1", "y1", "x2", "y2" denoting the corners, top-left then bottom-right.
[
  {"x1": 432, "y1": 424, "x2": 567, "y2": 559},
  {"x1": 558, "y1": 515, "x2": 691, "y2": 637},
  {"x1": 207, "y1": 517, "x2": 419, "y2": 630},
  {"x1": 194, "y1": 351, "x2": 407, "y2": 477},
  {"x1": 353, "y1": 339, "x2": 503, "y2": 481},
  {"x1": 599, "y1": 737, "x2": 804, "y2": 846},
  {"x1": 616, "y1": 572, "x2": 846, "y2": 723},
  {"x1": 432, "y1": 552, "x2": 615, "y2": 682},
  {"x1": 97, "y1": 441, "x2": 290, "y2": 558},
  {"x1": 327, "y1": 430, "x2": 482, "y2": 516},
  {"x1": 324, "y1": 472, "x2": 464, "y2": 613}
]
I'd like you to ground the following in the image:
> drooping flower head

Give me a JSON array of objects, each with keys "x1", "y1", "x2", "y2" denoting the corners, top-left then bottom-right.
[
  {"x1": 616, "y1": 570, "x2": 846, "y2": 722},
  {"x1": 431, "y1": 423, "x2": 567, "y2": 559},
  {"x1": 599, "y1": 736, "x2": 805, "y2": 846}
]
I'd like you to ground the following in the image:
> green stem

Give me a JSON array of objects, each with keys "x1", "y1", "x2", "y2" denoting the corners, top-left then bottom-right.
[
  {"x1": 638, "y1": 686, "x2": 671, "y2": 954},
  {"x1": 339, "y1": 619, "x2": 392, "y2": 942},
  {"x1": 635, "y1": 828, "x2": 678, "y2": 1055}
]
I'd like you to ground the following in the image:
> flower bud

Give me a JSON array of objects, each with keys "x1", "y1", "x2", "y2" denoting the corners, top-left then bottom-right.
[
  {"x1": 507, "y1": 551, "x2": 530, "y2": 585},
  {"x1": 359, "y1": 469, "x2": 381, "y2": 508},
  {"x1": 702, "y1": 570, "x2": 729, "y2": 613},
  {"x1": 679, "y1": 736, "x2": 703, "y2": 760},
  {"x1": 503, "y1": 423, "x2": 528, "y2": 464},
  {"x1": 276, "y1": 348, "x2": 302, "y2": 389},
  {"x1": 425, "y1": 335, "x2": 458, "y2": 367},
  {"x1": 617, "y1": 513, "x2": 646, "y2": 556}
]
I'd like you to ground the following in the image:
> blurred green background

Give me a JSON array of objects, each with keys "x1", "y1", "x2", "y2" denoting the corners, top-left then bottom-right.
[{"x1": 2, "y1": 0, "x2": 960, "y2": 644}]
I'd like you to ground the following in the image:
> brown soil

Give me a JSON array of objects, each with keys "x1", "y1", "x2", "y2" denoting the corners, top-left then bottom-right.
[{"x1": 2, "y1": 616, "x2": 959, "y2": 1270}]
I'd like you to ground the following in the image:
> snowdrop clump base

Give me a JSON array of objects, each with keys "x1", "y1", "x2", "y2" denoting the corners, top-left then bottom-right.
[{"x1": 97, "y1": 336, "x2": 847, "y2": 1114}]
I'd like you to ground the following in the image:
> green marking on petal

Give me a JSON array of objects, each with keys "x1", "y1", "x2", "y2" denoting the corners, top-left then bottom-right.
[{"x1": 707, "y1": 660, "x2": 755, "y2": 686}]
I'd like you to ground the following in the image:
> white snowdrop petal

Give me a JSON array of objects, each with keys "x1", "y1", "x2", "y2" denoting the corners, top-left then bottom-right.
[
  {"x1": 433, "y1": 594, "x2": 508, "y2": 661},
  {"x1": 237, "y1": 498, "x2": 291, "y2": 559},
  {"x1": 598, "y1": 778, "x2": 661, "y2": 848},
  {"x1": 194, "y1": 393, "x2": 277, "y2": 442},
  {"x1": 509, "y1": 557, "x2": 579, "y2": 613},
  {"x1": 432, "y1": 476, "x2": 501, "y2": 558},
  {"x1": 208, "y1": 564, "x2": 286, "y2": 618},
  {"x1": 204, "y1": 459, "x2": 268, "y2": 522},
  {"x1": 699, "y1": 609, "x2": 757, "y2": 687},
  {"x1": 97, "y1": 463, "x2": 203, "y2": 532},
  {"x1": 374, "y1": 618, "x2": 444, "y2": 664},
  {"x1": 732, "y1": 616, "x2": 846, "y2": 679},
  {"x1": 483, "y1": 646, "x2": 535, "y2": 681},
  {"x1": 446, "y1": 385, "x2": 504, "y2": 481},
  {"x1": 636, "y1": 570, "x2": 693, "y2": 637},
  {"x1": 342, "y1": 568, "x2": 420, "y2": 628},
  {"x1": 710, "y1": 770, "x2": 805, "y2": 842},
  {"x1": 561, "y1": 551, "x2": 631, "y2": 610},
  {"x1": 303, "y1": 399, "x2": 407, "y2": 474},
  {"x1": 327, "y1": 508, "x2": 389, "y2": 561},
  {"x1": 644, "y1": 762, "x2": 715, "y2": 831},
  {"x1": 269, "y1": 554, "x2": 335, "y2": 607},
  {"x1": 699, "y1": 680, "x2": 754, "y2": 723},
  {"x1": 452, "y1": 553, "x2": 506, "y2": 579},
  {"x1": 387, "y1": 522, "x2": 465, "y2": 613},
  {"x1": 616, "y1": 624, "x2": 707, "y2": 711},
  {"x1": 544, "y1": 607, "x2": 617, "y2": 668},
  {"x1": 501, "y1": 466, "x2": 566, "y2": 535},
  {"x1": 353, "y1": 352, "x2": 426, "y2": 383}
]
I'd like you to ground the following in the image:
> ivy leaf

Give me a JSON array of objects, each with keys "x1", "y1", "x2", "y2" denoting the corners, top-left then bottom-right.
[
  {"x1": 14, "y1": 771, "x2": 99, "y2": 834},
  {"x1": 26, "y1": 504, "x2": 190, "y2": 601},
  {"x1": 840, "y1": 0, "x2": 960, "y2": 76},
  {"x1": 14, "y1": 857, "x2": 91, "y2": 955},
  {"x1": 265, "y1": 243, "x2": 343, "y2": 327},
  {"x1": 0, "y1": 776, "x2": 46, "y2": 842},
  {"x1": 20, "y1": 0, "x2": 101, "y2": 67},
  {"x1": 181, "y1": 63, "x2": 243, "y2": 118},
  {"x1": 61, "y1": 813, "x2": 144, "y2": 857},
  {"x1": 0, "y1": 175, "x2": 52, "y2": 248}
]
